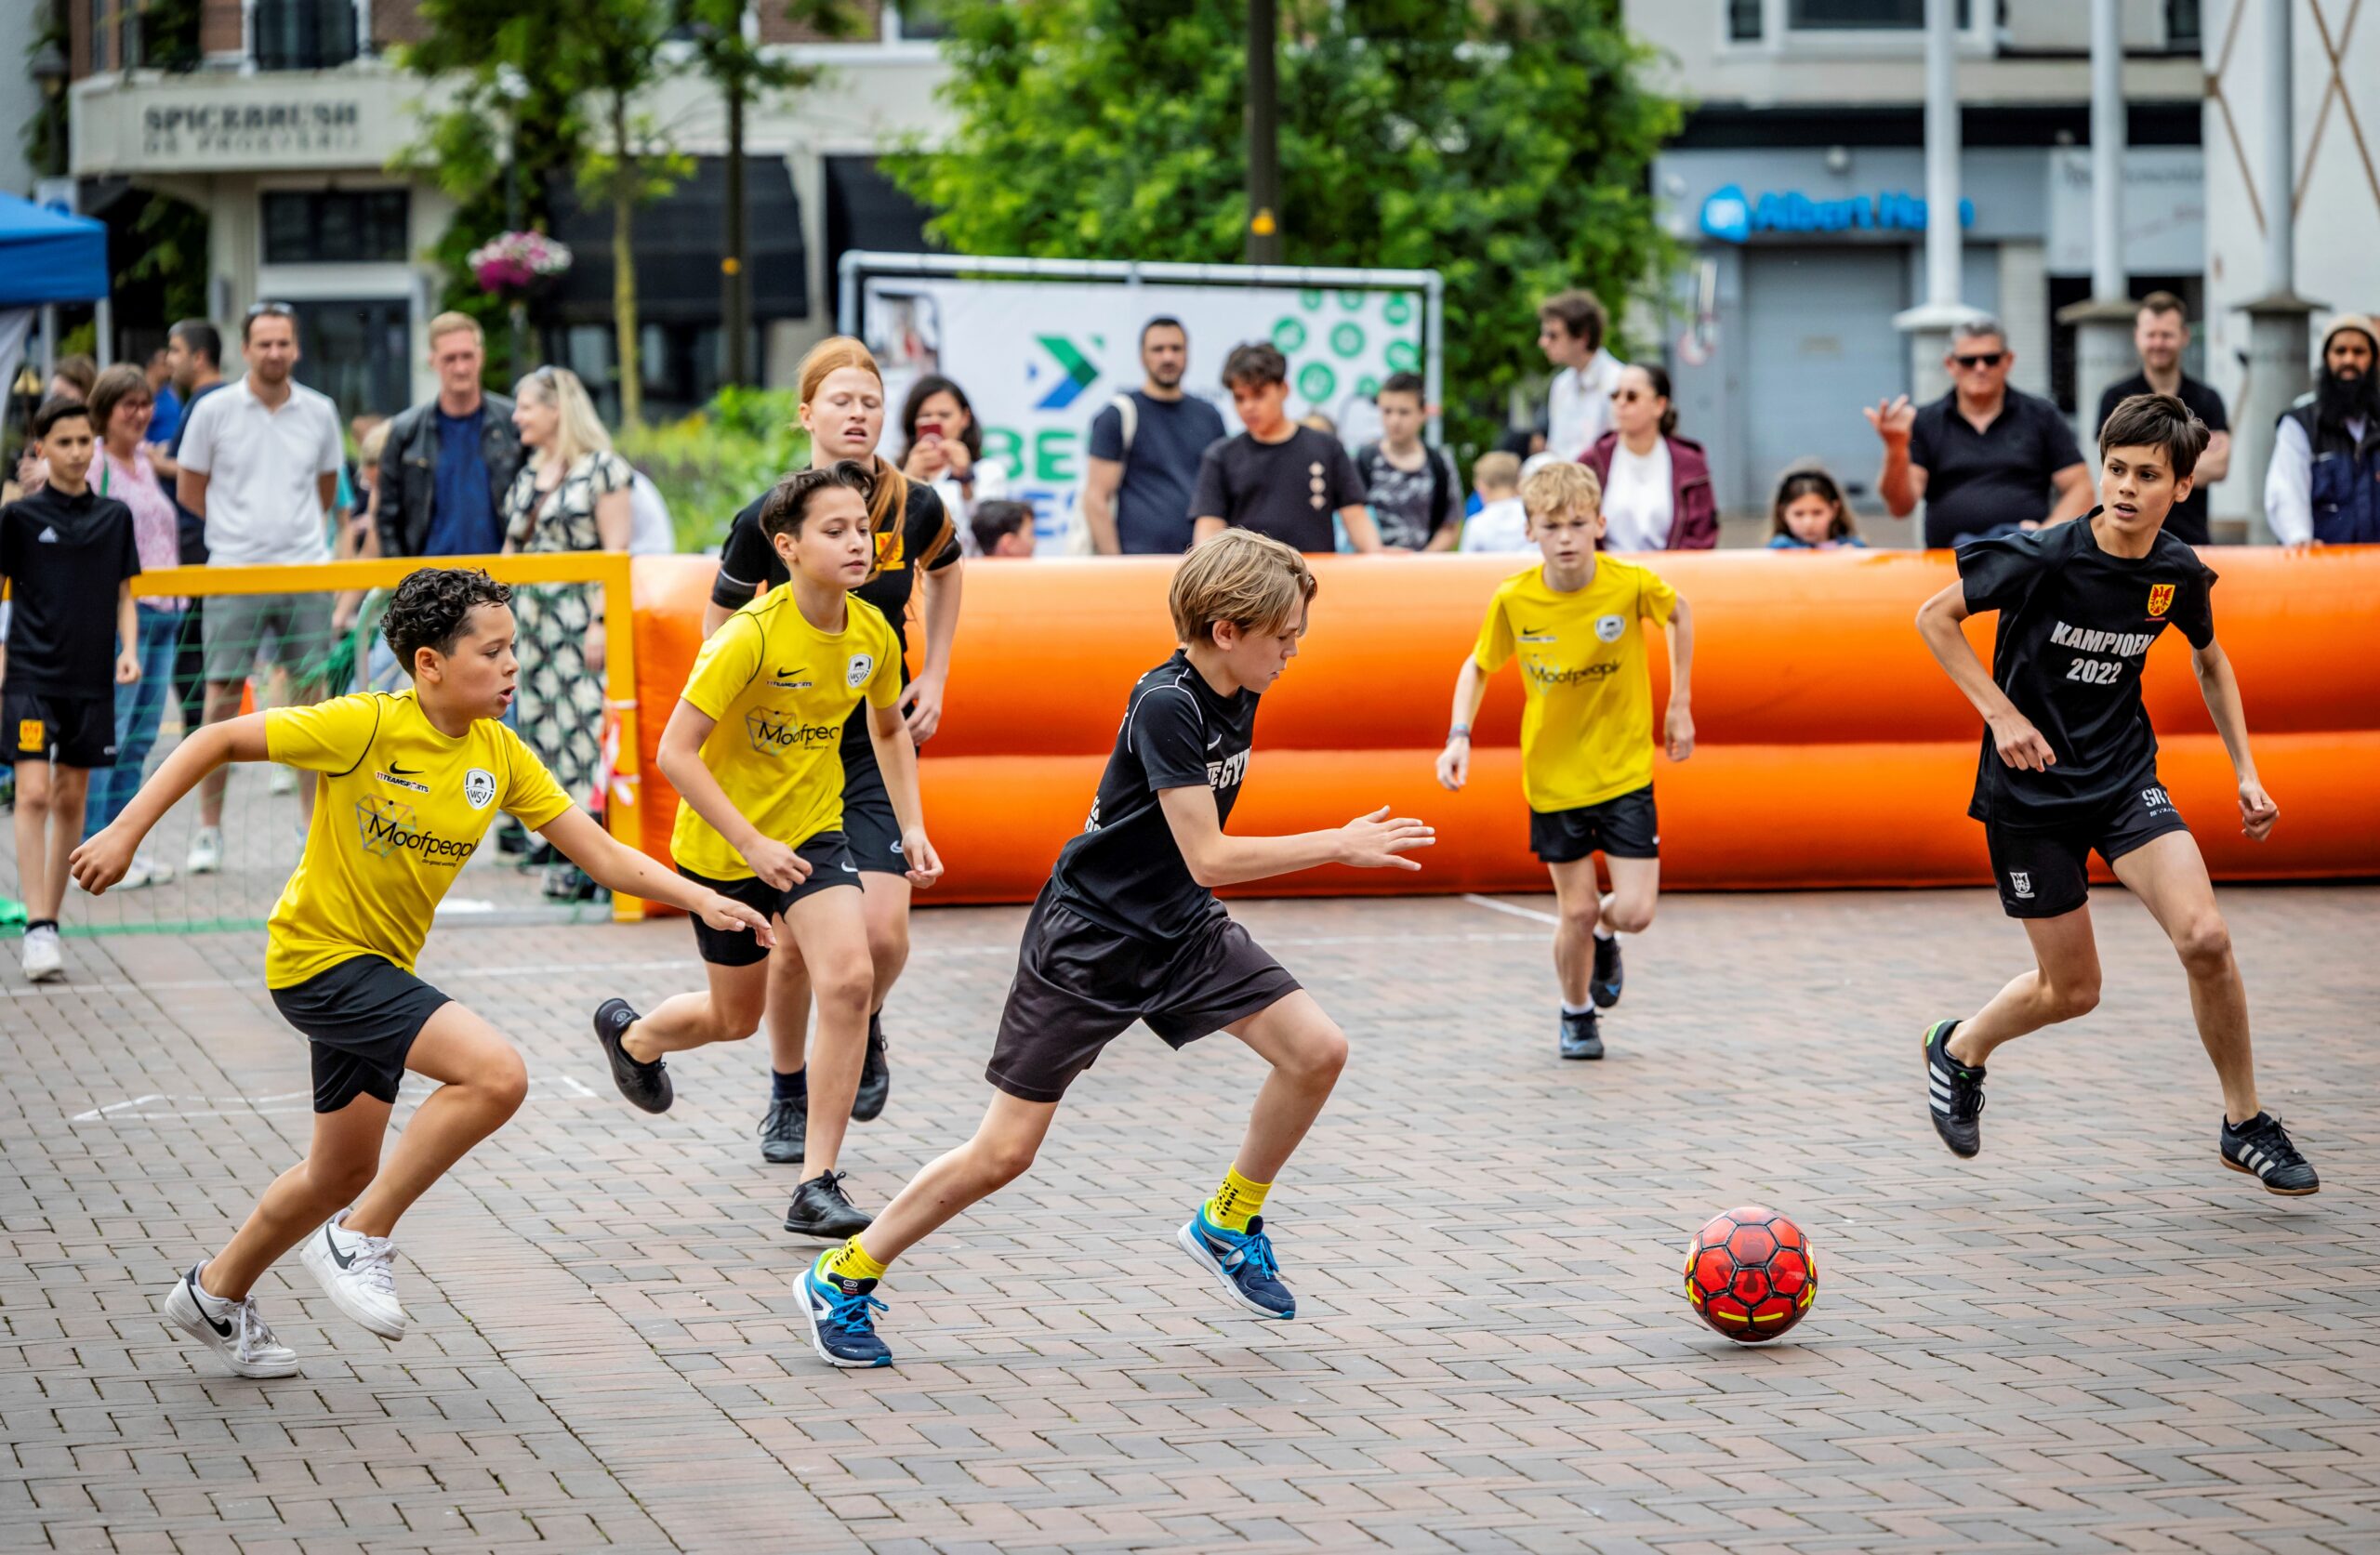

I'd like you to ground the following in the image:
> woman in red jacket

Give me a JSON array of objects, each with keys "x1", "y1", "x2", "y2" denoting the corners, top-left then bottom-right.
[{"x1": 1580, "y1": 363, "x2": 1717, "y2": 551}]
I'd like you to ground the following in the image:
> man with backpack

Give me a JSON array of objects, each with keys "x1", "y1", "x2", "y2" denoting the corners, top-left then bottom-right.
[
  {"x1": 1082, "y1": 317, "x2": 1227, "y2": 554},
  {"x1": 1355, "y1": 372, "x2": 1461, "y2": 550}
]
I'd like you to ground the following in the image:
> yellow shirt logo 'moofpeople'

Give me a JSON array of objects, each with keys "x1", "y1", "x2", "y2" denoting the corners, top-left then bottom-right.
[
  {"x1": 668, "y1": 586, "x2": 904, "y2": 881},
  {"x1": 1472, "y1": 558, "x2": 1680, "y2": 813},
  {"x1": 264, "y1": 692, "x2": 574, "y2": 988}
]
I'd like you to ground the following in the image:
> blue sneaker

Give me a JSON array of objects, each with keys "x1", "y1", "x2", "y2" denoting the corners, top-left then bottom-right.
[
  {"x1": 1177, "y1": 1208, "x2": 1295, "y2": 1319},
  {"x1": 797, "y1": 1253, "x2": 892, "y2": 1368}
]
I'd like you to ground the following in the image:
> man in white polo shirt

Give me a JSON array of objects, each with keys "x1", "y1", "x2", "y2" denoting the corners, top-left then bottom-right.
[{"x1": 173, "y1": 303, "x2": 344, "y2": 873}]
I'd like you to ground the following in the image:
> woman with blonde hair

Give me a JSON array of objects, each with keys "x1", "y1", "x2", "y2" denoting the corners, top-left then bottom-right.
[
  {"x1": 706, "y1": 336, "x2": 964, "y2": 1225},
  {"x1": 501, "y1": 365, "x2": 632, "y2": 896}
]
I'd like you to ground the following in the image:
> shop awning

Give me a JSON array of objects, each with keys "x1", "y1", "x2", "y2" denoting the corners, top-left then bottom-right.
[
  {"x1": 0, "y1": 192, "x2": 109, "y2": 308},
  {"x1": 546, "y1": 155, "x2": 807, "y2": 325}
]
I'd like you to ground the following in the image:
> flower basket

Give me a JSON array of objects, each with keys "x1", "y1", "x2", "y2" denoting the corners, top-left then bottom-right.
[{"x1": 469, "y1": 231, "x2": 573, "y2": 302}]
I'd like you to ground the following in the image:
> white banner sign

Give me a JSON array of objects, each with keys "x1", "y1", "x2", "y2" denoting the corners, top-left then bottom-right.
[{"x1": 860, "y1": 277, "x2": 1424, "y2": 544}]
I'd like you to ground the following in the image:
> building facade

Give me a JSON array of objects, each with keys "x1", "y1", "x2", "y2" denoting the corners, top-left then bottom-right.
[
  {"x1": 65, "y1": 0, "x2": 951, "y2": 419},
  {"x1": 1627, "y1": 0, "x2": 2207, "y2": 525}
]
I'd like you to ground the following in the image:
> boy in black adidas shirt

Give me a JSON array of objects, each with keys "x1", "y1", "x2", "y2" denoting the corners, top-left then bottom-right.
[
  {"x1": 792, "y1": 531, "x2": 1434, "y2": 1367},
  {"x1": 2, "y1": 397, "x2": 140, "y2": 982},
  {"x1": 1912, "y1": 393, "x2": 2316, "y2": 1194}
]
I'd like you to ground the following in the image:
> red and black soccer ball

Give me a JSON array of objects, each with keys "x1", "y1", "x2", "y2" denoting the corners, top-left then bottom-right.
[{"x1": 1682, "y1": 1206, "x2": 1818, "y2": 1342}]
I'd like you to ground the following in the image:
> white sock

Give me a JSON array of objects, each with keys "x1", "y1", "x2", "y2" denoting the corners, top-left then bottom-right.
[
  {"x1": 1593, "y1": 925, "x2": 1615, "y2": 942},
  {"x1": 1561, "y1": 1000, "x2": 1593, "y2": 1016}
]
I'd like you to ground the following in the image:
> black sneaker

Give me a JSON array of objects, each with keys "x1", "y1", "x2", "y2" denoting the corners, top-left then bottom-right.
[
  {"x1": 2220, "y1": 1113, "x2": 2319, "y2": 1195},
  {"x1": 760, "y1": 1092, "x2": 807, "y2": 1164},
  {"x1": 1590, "y1": 934, "x2": 1624, "y2": 1009},
  {"x1": 784, "y1": 1169, "x2": 874, "y2": 1238},
  {"x1": 594, "y1": 998, "x2": 672, "y2": 1114},
  {"x1": 1559, "y1": 1008, "x2": 1604, "y2": 1061},
  {"x1": 1923, "y1": 1019, "x2": 1984, "y2": 1158},
  {"x1": 851, "y1": 1013, "x2": 891, "y2": 1123}
]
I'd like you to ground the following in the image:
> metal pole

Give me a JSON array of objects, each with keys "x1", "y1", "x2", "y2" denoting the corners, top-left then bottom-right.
[
  {"x1": 723, "y1": 78, "x2": 750, "y2": 387},
  {"x1": 1245, "y1": 0, "x2": 1281, "y2": 265},
  {"x1": 1923, "y1": 0, "x2": 1962, "y2": 310},
  {"x1": 2089, "y1": 0, "x2": 2124, "y2": 301},
  {"x1": 505, "y1": 115, "x2": 528, "y2": 376},
  {"x1": 2263, "y1": 0, "x2": 2294, "y2": 291}
]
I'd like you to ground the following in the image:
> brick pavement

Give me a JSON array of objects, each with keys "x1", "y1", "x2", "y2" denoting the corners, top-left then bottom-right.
[{"x1": 3, "y1": 885, "x2": 2375, "y2": 1553}]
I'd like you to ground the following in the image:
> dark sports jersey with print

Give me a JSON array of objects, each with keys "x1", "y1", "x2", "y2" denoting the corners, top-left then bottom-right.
[
  {"x1": 1956, "y1": 511, "x2": 2215, "y2": 826},
  {"x1": 1049, "y1": 651, "x2": 1258, "y2": 942},
  {"x1": 0, "y1": 484, "x2": 140, "y2": 694},
  {"x1": 713, "y1": 480, "x2": 958, "y2": 683}
]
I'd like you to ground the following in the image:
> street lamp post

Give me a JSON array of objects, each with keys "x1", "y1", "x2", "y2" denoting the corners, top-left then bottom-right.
[
  {"x1": 2057, "y1": 0, "x2": 2139, "y2": 450},
  {"x1": 1892, "y1": 0, "x2": 1973, "y2": 407},
  {"x1": 32, "y1": 36, "x2": 71, "y2": 382},
  {"x1": 1245, "y1": 0, "x2": 1281, "y2": 265}
]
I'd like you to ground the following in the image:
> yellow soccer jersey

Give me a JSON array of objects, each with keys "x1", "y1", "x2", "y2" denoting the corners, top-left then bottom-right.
[
  {"x1": 669, "y1": 585, "x2": 904, "y2": 881},
  {"x1": 264, "y1": 692, "x2": 574, "y2": 988},
  {"x1": 1473, "y1": 558, "x2": 1679, "y2": 812}
]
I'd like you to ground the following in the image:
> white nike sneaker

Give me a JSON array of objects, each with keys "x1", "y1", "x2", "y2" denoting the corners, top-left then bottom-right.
[
  {"x1": 270, "y1": 765, "x2": 297, "y2": 795},
  {"x1": 186, "y1": 825, "x2": 223, "y2": 876},
  {"x1": 161, "y1": 1265, "x2": 300, "y2": 1378},
  {"x1": 21, "y1": 925, "x2": 62, "y2": 982},
  {"x1": 120, "y1": 852, "x2": 177, "y2": 890},
  {"x1": 299, "y1": 1212, "x2": 406, "y2": 1338}
]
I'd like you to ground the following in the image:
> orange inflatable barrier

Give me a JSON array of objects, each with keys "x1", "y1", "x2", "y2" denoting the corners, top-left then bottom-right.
[{"x1": 630, "y1": 548, "x2": 2380, "y2": 905}]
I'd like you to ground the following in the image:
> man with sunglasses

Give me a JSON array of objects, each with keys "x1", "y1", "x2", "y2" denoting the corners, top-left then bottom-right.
[{"x1": 1867, "y1": 316, "x2": 2092, "y2": 548}]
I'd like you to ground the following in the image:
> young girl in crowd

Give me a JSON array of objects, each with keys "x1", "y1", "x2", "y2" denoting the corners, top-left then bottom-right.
[{"x1": 1765, "y1": 468, "x2": 1868, "y2": 550}]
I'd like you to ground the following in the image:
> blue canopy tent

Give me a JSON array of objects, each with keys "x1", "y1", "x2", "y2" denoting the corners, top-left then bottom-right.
[{"x1": 0, "y1": 191, "x2": 110, "y2": 308}]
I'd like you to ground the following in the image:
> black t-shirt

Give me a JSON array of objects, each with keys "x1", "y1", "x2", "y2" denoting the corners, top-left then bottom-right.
[
  {"x1": 713, "y1": 477, "x2": 959, "y2": 686},
  {"x1": 1087, "y1": 390, "x2": 1229, "y2": 554},
  {"x1": 1049, "y1": 650, "x2": 1258, "y2": 942},
  {"x1": 2096, "y1": 372, "x2": 2228, "y2": 547},
  {"x1": 1190, "y1": 427, "x2": 1365, "y2": 553},
  {"x1": 169, "y1": 379, "x2": 226, "y2": 564},
  {"x1": 1957, "y1": 512, "x2": 2216, "y2": 827},
  {"x1": 1910, "y1": 388, "x2": 2086, "y2": 548},
  {"x1": 0, "y1": 484, "x2": 141, "y2": 695}
]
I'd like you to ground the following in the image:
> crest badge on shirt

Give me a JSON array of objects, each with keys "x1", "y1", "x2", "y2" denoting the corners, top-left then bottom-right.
[
  {"x1": 2145, "y1": 583, "x2": 2175, "y2": 618},
  {"x1": 463, "y1": 768, "x2": 497, "y2": 810},
  {"x1": 1594, "y1": 614, "x2": 1627, "y2": 643},
  {"x1": 847, "y1": 653, "x2": 876, "y2": 689}
]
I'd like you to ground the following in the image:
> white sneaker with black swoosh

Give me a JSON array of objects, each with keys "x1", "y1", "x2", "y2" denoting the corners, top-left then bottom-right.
[
  {"x1": 161, "y1": 1265, "x2": 300, "y2": 1378},
  {"x1": 299, "y1": 1211, "x2": 407, "y2": 1338}
]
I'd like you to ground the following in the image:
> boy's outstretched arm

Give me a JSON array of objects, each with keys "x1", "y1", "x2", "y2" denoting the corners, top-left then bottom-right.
[
  {"x1": 71, "y1": 714, "x2": 270, "y2": 893},
  {"x1": 1158, "y1": 789, "x2": 1432, "y2": 890},
  {"x1": 1915, "y1": 582, "x2": 2056, "y2": 772},
  {"x1": 1662, "y1": 595, "x2": 1695, "y2": 761},
  {"x1": 1435, "y1": 656, "x2": 1490, "y2": 791},
  {"x1": 2190, "y1": 639, "x2": 2278, "y2": 841},
  {"x1": 536, "y1": 807, "x2": 777, "y2": 942}
]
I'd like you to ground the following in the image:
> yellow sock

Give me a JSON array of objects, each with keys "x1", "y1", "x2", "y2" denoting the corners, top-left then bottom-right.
[
  {"x1": 822, "y1": 1234, "x2": 887, "y2": 1285},
  {"x1": 1205, "y1": 1166, "x2": 1272, "y2": 1232}
]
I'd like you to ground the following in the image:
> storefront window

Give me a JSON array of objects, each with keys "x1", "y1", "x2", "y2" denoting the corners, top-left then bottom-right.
[
  {"x1": 251, "y1": 0, "x2": 359, "y2": 70},
  {"x1": 262, "y1": 190, "x2": 409, "y2": 265},
  {"x1": 1788, "y1": 0, "x2": 1968, "y2": 27},
  {"x1": 291, "y1": 297, "x2": 411, "y2": 420}
]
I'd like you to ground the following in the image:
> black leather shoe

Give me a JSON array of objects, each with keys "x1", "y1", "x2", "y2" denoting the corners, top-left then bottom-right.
[
  {"x1": 784, "y1": 1169, "x2": 874, "y2": 1238},
  {"x1": 760, "y1": 1092, "x2": 807, "y2": 1164},
  {"x1": 594, "y1": 998, "x2": 672, "y2": 1114},
  {"x1": 851, "y1": 1013, "x2": 891, "y2": 1123},
  {"x1": 1559, "y1": 1008, "x2": 1604, "y2": 1061}
]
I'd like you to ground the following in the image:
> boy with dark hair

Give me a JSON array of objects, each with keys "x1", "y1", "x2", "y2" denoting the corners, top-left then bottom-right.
[
  {"x1": 795, "y1": 531, "x2": 1432, "y2": 1367},
  {"x1": 1913, "y1": 392, "x2": 2318, "y2": 1194},
  {"x1": 1355, "y1": 372, "x2": 1461, "y2": 551},
  {"x1": 1191, "y1": 343, "x2": 1382, "y2": 554},
  {"x1": 73, "y1": 567, "x2": 771, "y2": 1377},
  {"x1": 1538, "y1": 289, "x2": 1625, "y2": 462},
  {"x1": 4, "y1": 397, "x2": 141, "y2": 982},
  {"x1": 969, "y1": 498, "x2": 1036, "y2": 557}
]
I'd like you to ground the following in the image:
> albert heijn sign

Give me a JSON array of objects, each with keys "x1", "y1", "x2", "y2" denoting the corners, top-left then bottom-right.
[{"x1": 1699, "y1": 182, "x2": 1975, "y2": 243}]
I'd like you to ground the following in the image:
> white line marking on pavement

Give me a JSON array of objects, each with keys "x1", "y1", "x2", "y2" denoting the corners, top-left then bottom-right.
[
  {"x1": 68, "y1": 1073, "x2": 599, "y2": 1122},
  {"x1": 1461, "y1": 892, "x2": 1562, "y2": 926}
]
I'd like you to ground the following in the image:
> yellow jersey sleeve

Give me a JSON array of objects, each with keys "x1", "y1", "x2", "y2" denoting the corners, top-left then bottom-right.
[
  {"x1": 495, "y1": 722, "x2": 575, "y2": 830},
  {"x1": 1473, "y1": 586, "x2": 1516, "y2": 673},
  {"x1": 266, "y1": 695, "x2": 381, "y2": 774},
  {"x1": 863, "y1": 613, "x2": 904, "y2": 710},
  {"x1": 1637, "y1": 566, "x2": 1679, "y2": 627},
  {"x1": 681, "y1": 612, "x2": 765, "y2": 724}
]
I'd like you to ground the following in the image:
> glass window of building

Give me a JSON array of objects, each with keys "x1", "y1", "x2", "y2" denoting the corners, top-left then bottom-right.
[{"x1": 262, "y1": 190, "x2": 410, "y2": 265}]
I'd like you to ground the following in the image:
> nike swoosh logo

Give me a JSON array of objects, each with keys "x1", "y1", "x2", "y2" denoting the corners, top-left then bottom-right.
[
  {"x1": 388, "y1": 762, "x2": 420, "y2": 776},
  {"x1": 189, "y1": 1272, "x2": 233, "y2": 1337},
  {"x1": 776, "y1": 667, "x2": 803, "y2": 679},
  {"x1": 1207, "y1": 735, "x2": 1223, "y2": 750},
  {"x1": 326, "y1": 1228, "x2": 357, "y2": 1270},
  {"x1": 840, "y1": 862, "x2": 859, "y2": 873}
]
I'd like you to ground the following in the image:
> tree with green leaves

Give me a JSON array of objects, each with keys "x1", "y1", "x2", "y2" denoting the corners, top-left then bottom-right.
[{"x1": 891, "y1": 0, "x2": 1685, "y2": 452}]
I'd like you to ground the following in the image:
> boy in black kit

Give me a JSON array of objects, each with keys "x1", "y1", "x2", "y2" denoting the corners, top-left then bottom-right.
[
  {"x1": 794, "y1": 530, "x2": 1434, "y2": 1367},
  {"x1": 3, "y1": 398, "x2": 141, "y2": 982},
  {"x1": 1913, "y1": 393, "x2": 2317, "y2": 1194}
]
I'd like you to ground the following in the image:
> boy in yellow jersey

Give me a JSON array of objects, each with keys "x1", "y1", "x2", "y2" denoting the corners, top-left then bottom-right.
[
  {"x1": 1436, "y1": 462, "x2": 1696, "y2": 1061},
  {"x1": 592, "y1": 462, "x2": 943, "y2": 1242},
  {"x1": 70, "y1": 568, "x2": 770, "y2": 1378}
]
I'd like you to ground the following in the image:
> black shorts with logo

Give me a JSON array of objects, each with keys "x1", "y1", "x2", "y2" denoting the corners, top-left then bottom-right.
[
  {"x1": 1528, "y1": 784, "x2": 1659, "y2": 864},
  {"x1": 679, "y1": 831, "x2": 862, "y2": 968},
  {"x1": 1982, "y1": 781, "x2": 2192, "y2": 919},
  {"x1": 4, "y1": 688, "x2": 116, "y2": 769},
  {"x1": 985, "y1": 884, "x2": 1303, "y2": 1104},
  {"x1": 838, "y1": 709, "x2": 906, "y2": 876},
  {"x1": 270, "y1": 955, "x2": 453, "y2": 1114}
]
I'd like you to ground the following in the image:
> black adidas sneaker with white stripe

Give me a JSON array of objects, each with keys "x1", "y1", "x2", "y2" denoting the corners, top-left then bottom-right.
[
  {"x1": 1922, "y1": 1019, "x2": 1985, "y2": 1158},
  {"x1": 2220, "y1": 1113, "x2": 2319, "y2": 1195}
]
